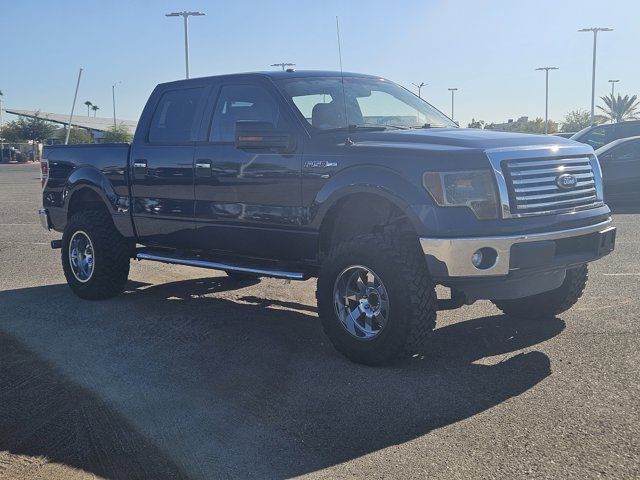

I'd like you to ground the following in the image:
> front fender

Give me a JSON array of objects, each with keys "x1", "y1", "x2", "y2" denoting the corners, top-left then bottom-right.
[{"x1": 309, "y1": 165, "x2": 435, "y2": 235}]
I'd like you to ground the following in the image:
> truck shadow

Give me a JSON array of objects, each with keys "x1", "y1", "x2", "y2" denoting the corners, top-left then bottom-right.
[{"x1": 0, "y1": 277, "x2": 563, "y2": 479}]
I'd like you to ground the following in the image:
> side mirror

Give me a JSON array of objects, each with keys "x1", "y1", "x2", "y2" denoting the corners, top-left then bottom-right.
[{"x1": 234, "y1": 121, "x2": 295, "y2": 153}]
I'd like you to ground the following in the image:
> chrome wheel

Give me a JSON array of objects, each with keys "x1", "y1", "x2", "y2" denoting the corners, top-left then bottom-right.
[
  {"x1": 333, "y1": 265, "x2": 390, "y2": 340},
  {"x1": 69, "y1": 231, "x2": 94, "y2": 283}
]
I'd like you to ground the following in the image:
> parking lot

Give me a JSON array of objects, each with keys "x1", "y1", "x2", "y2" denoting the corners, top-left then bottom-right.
[{"x1": 0, "y1": 162, "x2": 638, "y2": 479}]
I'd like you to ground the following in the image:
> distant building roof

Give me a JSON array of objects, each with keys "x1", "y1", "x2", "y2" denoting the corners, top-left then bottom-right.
[{"x1": 5, "y1": 109, "x2": 137, "y2": 134}]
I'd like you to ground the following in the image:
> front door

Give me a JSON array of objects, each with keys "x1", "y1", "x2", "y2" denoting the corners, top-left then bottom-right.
[
  {"x1": 193, "y1": 82, "x2": 309, "y2": 260},
  {"x1": 130, "y1": 84, "x2": 209, "y2": 248}
]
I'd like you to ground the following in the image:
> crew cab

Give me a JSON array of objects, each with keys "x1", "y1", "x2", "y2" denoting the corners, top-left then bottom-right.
[{"x1": 39, "y1": 71, "x2": 616, "y2": 365}]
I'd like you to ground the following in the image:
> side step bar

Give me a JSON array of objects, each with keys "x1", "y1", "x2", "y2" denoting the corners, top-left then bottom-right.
[{"x1": 135, "y1": 252, "x2": 305, "y2": 280}]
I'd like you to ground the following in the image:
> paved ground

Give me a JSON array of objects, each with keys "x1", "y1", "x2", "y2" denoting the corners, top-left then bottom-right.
[{"x1": 0, "y1": 162, "x2": 638, "y2": 480}]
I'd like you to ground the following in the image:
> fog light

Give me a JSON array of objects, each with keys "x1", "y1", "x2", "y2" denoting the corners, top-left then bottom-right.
[
  {"x1": 471, "y1": 247, "x2": 498, "y2": 270},
  {"x1": 471, "y1": 250, "x2": 484, "y2": 268}
]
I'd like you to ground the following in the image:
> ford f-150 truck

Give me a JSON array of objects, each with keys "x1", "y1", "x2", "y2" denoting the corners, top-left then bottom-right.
[{"x1": 39, "y1": 70, "x2": 616, "y2": 365}]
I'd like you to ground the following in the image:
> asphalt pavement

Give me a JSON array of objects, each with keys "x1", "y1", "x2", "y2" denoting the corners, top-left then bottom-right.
[{"x1": 0, "y1": 162, "x2": 638, "y2": 479}]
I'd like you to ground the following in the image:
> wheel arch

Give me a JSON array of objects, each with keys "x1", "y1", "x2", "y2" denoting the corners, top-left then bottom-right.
[
  {"x1": 63, "y1": 166, "x2": 134, "y2": 238},
  {"x1": 313, "y1": 166, "x2": 429, "y2": 257}
]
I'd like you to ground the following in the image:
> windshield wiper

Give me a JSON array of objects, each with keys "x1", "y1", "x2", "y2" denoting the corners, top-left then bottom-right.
[
  {"x1": 318, "y1": 124, "x2": 408, "y2": 134},
  {"x1": 410, "y1": 123, "x2": 451, "y2": 129}
]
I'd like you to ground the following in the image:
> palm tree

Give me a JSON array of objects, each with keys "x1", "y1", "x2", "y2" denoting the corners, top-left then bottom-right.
[
  {"x1": 597, "y1": 93, "x2": 640, "y2": 123},
  {"x1": 84, "y1": 100, "x2": 92, "y2": 117},
  {"x1": 91, "y1": 105, "x2": 99, "y2": 117}
]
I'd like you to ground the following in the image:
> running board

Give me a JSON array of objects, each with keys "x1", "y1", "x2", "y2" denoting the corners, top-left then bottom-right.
[{"x1": 135, "y1": 252, "x2": 305, "y2": 280}]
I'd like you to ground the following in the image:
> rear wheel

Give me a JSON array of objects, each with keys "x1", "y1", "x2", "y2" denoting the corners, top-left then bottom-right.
[
  {"x1": 62, "y1": 210, "x2": 132, "y2": 300},
  {"x1": 317, "y1": 233, "x2": 437, "y2": 365},
  {"x1": 492, "y1": 265, "x2": 588, "y2": 319}
]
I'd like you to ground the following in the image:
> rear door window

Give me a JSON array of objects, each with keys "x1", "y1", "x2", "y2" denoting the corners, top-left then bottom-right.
[{"x1": 148, "y1": 87, "x2": 206, "y2": 143}]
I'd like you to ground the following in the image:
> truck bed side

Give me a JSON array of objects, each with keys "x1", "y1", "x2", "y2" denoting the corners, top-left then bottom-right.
[{"x1": 42, "y1": 143, "x2": 135, "y2": 239}]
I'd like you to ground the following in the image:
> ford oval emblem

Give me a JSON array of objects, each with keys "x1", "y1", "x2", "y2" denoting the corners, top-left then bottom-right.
[{"x1": 556, "y1": 173, "x2": 577, "y2": 190}]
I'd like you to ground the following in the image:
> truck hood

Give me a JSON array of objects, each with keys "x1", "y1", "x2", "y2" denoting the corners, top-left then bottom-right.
[{"x1": 348, "y1": 128, "x2": 580, "y2": 152}]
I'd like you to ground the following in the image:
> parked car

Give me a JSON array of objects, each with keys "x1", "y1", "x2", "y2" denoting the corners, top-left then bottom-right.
[
  {"x1": 554, "y1": 132, "x2": 575, "y2": 139},
  {"x1": 595, "y1": 136, "x2": 640, "y2": 202},
  {"x1": 571, "y1": 120, "x2": 640, "y2": 149},
  {"x1": 38, "y1": 70, "x2": 616, "y2": 365}
]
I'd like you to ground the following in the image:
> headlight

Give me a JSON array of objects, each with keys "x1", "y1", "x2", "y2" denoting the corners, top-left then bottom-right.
[{"x1": 423, "y1": 170, "x2": 499, "y2": 219}]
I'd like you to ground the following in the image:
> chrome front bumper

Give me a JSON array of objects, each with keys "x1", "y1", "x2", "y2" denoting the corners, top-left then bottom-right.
[
  {"x1": 420, "y1": 219, "x2": 614, "y2": 277},
  {"x1": 38, "y1": 208, "x2": 51, "y2": 230}
]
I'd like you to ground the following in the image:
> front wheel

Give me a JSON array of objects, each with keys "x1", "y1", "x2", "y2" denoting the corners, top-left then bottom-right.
[
  {"x1": 62, "y1": 210, "x2": 132, "y2": 300},
  {"x1": 317, "y1": 233, "x2": 437, "y2": 365},
  {"x1": 492, "y1": 265, "x2": 588, "y2": 319}
]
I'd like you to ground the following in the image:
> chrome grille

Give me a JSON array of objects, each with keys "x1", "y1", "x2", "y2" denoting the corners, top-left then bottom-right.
[{"x1": 503, "y1": 156, "x2": 598, "y2": 214}]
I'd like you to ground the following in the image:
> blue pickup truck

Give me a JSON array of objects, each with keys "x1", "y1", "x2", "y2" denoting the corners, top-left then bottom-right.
[{"x1": 39, "y1": 70, "x2": 616, "y2": 364}]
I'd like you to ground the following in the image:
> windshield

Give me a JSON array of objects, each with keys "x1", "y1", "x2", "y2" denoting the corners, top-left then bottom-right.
[{"x1": 277, "y1": 76, "x2": 456, "y2": 131}]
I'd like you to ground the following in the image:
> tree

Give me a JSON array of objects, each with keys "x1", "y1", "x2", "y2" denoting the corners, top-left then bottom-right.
[
  {"x1": 7, "y1": 114, "x2": 56, "y2": 142},
  {"x1": 103, "y1": 124, "x2": 132, "y2": 143},
  {"x1": 561, "y1": 109, "x2": 592, "y2": 132},
  {"x1": 485, "y1": 116, "x2": 558, "y2": 134},
  {"x1": 468, "y1": 118, "x2": 485, "y2": 129},
  {"x1": 597, "y1": 93, "x2": 639, "y2": 123},
  {"x1": 57, "y1": 127, "x2": 93, "y2": 144},
  {"x1": 91, "y1": 105, "x2": 99, "y2": 117},
  {"x1": 84, "y1": 100, "x2": 92, "y2": 117}
]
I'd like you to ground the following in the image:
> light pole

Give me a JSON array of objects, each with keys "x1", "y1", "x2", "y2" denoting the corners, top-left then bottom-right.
[
  {"x1": 412, "y1": 82, "x2": 426, "y2": 98},
  {"x1": 271, "y1": 62, "x2": 296, "y2": 71},
  {"x1": 112, "y1": 81, "x2": 121, "y2": 129},
  {"x1": 579, "y1": 27, "x2": 613, "y2": 126},
  {"x1": 448, "y1": 88, "x2": 458, "y2": 121},
  {"x1": 536, "y1": 66, "x2": 558, "y2": 134},
  {"x1": 65, "y1": 67, "x2": 83, "y2": 145},
  {"x1": 166, "y1": 11, "x2": 206, "y2": 79}
]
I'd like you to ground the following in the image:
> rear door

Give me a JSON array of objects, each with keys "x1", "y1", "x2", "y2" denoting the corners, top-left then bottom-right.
[
  {"x1": 600, "y1": 139, "x2": 640, "y2": 200},
  {"x1": 130, "y1": 83, "x2": 209, "y2": 248},
  {"x1": 192, "y1": 80, "x2": 308, "y2": 260}
]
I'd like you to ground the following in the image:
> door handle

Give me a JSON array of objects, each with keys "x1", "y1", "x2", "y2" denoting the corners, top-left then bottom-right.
[
  {"x1": 133, "y1": 159, "x2": 147, "y2": 170},
  {"x1": 195, "y1": 159, "x2": 212, "y2": 177}
]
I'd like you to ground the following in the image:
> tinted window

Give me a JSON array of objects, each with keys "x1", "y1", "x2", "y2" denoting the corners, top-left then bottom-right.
[
  {"x1": 615, "y1": 123, "x2": 640, "y2": 140},
  {"x1": 148, "y1": 87, "x2": 205, "y2": 143},
  {"x1": 210, "y1": 84, "x2": 281, "y2": 142},
  {"x1": 612, "y1": 141, "x2": 640, "y2": 162},
  {"x1": 580, "y1": 126, "x2": 612, "y2": 149}
]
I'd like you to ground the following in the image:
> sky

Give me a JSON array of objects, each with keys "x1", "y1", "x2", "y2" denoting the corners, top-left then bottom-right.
[{"x1": 1, "y1": 0, "x2": 639, "y2": 128}]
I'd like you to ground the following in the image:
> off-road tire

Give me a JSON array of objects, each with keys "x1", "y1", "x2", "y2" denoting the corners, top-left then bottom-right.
[
  {"x1": 62, "y1": 210, "x2": 131, "y2": 300},
  {"x1": 225, "y1": 270, "x2": 261, "y2": 281},
  {"x1": 317, "y1": 233, "x2": 437, "y2": 365},
  {"x1": 492, "y1": 264, "x2": 588, "y2": 320}
]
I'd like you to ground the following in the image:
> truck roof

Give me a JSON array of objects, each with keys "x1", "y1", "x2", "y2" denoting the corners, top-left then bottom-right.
[{"x1": 157, "y1": 70, "x2": 380, "y2": 88}]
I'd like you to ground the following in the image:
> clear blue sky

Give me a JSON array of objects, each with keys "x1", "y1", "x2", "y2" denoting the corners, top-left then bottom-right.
[{"x1": 1, "y1": 0, "x2": 638, "y2": 128}]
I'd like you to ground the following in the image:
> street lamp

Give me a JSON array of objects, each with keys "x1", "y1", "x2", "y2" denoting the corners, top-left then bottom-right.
[
  {"x1": 608, "y1": 79, "x2": 620, "y2": 98},
  {"x1": 535, "y1": 66, "x2": 559, "y2": 134},
  {"x1": 412, "y1": 82, "x2": 426, "y2": 99},
  {"x1": 166, "y1": 11, "x2": 206, "y2": 79},
  {"x1": 578, "y1": 27, "x2": 613, "y2": 126},
  {"x1": 448, "y1": 88, "x2": 458, "y2": 121},
  {"x1": 112, "y1": 81, "x2": 121, "y2": 129},
  {"x1": 271, "y1": 62, "x2": 296, "y2": 71}
]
